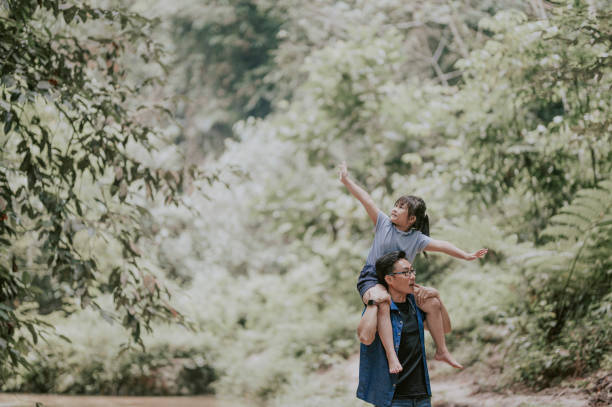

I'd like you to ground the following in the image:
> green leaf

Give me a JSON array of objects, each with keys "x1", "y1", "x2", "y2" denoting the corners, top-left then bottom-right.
[
  {"x1": 4, "y1": 113, "x2": 12, "y2": 134},
  {"x1": 35, "y1": 156, "x2": 47, "y2": 169},
  {"x1": 75, "y1": 199, "x2": 83, "y2": 216},
  {"x1": 78, "y1": 9, "x2": 88, "y2": 23},
  {"x1": 77, "y1": 155, "x2": 90, "y2": 171},
  {"x1": 63, "y1": 7, "x2": 77, "y2": 24},
  {"x1": 58, "y1": 334, "x2": 72, "y2": 344},
  {"x1": 19, "y1": 152, "x2": 32, "y2": 172},
  {"x1": 26, "y1": 324, "x2": 37, "y2": 345},
  {"x1": 0, "y1": 304, "x2": 13, "y2": 312},
  {"x1": 17, "y1": 140, "x2": 28, "y2": 153},
  {"x1": 21, "y1": 271, "x2": 31, "y2": 285}
]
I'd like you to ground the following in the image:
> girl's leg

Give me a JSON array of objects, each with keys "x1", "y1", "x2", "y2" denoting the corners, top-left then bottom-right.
[
  {"x1": 377, "y1": 300, "x2": 403, "y2": 373},
  {"x1": 362, "y1": 284, "x2": 402, "y2": 373},
  {"x1": 419, "y1": 297, "x2": 463, "y2": 369}
]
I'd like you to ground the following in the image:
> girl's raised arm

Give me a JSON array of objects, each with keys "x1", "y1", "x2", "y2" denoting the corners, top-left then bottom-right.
[
  {"x1": 338, "y1": 162, "x2": 379, "y2": 225},
  {"x1": 425, "y1": 239, "x2": 488, "y2": 261}
]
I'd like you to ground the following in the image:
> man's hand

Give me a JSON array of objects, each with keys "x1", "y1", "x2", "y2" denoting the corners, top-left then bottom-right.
[
  {"x1": 465, "y1": 248, "x2": 488, "y2": 261},
  {"x1": 414, "y1": 284, "x2": 439, "y2": 307}
]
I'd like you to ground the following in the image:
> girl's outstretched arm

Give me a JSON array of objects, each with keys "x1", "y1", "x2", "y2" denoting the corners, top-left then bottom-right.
[
  {"x1": 338, "y1": 162, "x2": 379, "y2": 225},
  {"x1": 424, "y1": 239, "x2": 488, "y2": 261}
]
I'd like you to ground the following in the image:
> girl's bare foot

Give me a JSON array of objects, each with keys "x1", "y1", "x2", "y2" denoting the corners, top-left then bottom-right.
[
  {"x1": 388, "y1": 354, "x2": 403, "y2": 373},
  {"x1": 434, "y1": 350, "x2": 463, "y2": 369}
]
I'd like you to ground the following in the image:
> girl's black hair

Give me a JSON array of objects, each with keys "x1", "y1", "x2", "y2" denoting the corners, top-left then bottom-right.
[{"x1": 394, "y1": 195, "x2": 429, "y2": 237}]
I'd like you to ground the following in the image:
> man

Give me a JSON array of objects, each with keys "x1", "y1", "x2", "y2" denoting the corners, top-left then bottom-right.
[{"x1": 357, "y1": 250, "x2": 451, "y2": 407}]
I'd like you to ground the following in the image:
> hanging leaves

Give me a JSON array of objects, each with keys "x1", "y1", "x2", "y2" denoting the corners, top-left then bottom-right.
[{"x1": 0, "y1": 0, "x2": 192, "y2": 377}]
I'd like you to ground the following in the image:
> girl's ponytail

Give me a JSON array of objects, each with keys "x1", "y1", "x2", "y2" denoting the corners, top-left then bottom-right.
[
  {"x1": 420, "y1": 213, "x2": 430, "y2": 237},
  {"x1": 416, "y1": 211, "x2": 430, "y2": 259}
]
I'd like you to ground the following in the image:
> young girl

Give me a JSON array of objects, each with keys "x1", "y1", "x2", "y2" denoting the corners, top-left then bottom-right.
[{"x1": 339, "y1": 162, "x2": 487, "y2": 373}]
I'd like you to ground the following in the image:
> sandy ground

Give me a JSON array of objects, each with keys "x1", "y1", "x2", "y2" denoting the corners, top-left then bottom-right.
[
  {"x1": 342, "y1": 354, "x2": 592, "y2": 407},
  {"x1": 431, "y1": 372, "x2": 589, "y2": 407}
]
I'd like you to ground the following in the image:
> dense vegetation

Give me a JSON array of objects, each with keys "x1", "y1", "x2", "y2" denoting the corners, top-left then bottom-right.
[
  {"x1": 1, "y1": 0, "x2": 610, "y2": 405},
  {"x1": 0, "y1": 0, "x2": 197, "y2": 380}
]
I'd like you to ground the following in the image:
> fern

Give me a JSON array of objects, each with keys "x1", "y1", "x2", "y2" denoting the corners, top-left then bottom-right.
[
  {"x1": 524, "y1": 177, "x2": 612, "y2": 340},
  {"x1": 540, "y1": 182, "x2": 612, "y2": 257},
  {"x1": 538, "y1": 225, "x2": 578, "y2": 240},
  {"x1": 510, "y1": 178, "x2": 612, "y2": 385},
  {"x1": 545, "y1": 212, "x2": 590, "y2": 231}
]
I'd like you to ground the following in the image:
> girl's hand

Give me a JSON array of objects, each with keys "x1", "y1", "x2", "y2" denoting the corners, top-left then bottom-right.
[
  {"x1": 338, "y1": 161, "x2": 379, "y2": 225},
  {"x1": 338, "y1": 161, "x2": 349, "y2": 183},
  {"x1": 364, "y1": 284, "x2": 390, "y2": 305},
  {"x1": 371, "y1": 290, "x2": 391, "y2": 304},
  {"x1": 414, "y1": 284, "x2": 439, "y2": 306},
  {"x1": 465, "y1": 248, "x2": 488, "y2": 261}
]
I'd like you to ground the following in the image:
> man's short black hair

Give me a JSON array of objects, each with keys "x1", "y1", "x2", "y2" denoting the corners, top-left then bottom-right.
[{"x1": 375, "y1": 250, "x2": 407, "y2": 289}]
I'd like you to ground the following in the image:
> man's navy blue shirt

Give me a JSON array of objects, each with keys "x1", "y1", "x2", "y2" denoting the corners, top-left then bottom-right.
[{"x1": 357, "y1": 294, "x2": 431, "y2": 407}]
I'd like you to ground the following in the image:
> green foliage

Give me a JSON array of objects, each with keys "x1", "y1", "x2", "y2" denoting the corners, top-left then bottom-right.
[
  {"x1": 7, "y1": 344, "x2": 216, "y2": 395},
  {"x1": 3, "y1": 0, "x2": 611, "y2": 402},
  {"x1": 513, "y1": 296, "x2": 612, "y2": 389},
  {"x1": 150, "y1": 0, "x2": 610, "y2": 400},
  {"x1": 450, "y1": 3, "x2": 612, "y2": 238},
  {"x1": 0, "y1": 0, "x2": 193, "y2": 378},
  {"x1": 1, "y1": 296, "x2": 217, "y2": 394},
  {"x1": 510, "y1": 179, "x2": 612, "y2": 386},
  {"x1": 532, "y1": 179, "x2": 612, "y2": 337},
  {"x1": 171, "y1": 0, "x2": 282, "y2": 120},
  {"x1": 159, "y1": 0, "x2": 527, "y2": 159}
]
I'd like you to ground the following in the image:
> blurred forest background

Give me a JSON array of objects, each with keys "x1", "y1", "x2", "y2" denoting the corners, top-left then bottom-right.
[{"x1": 1, "y1": 0, "x2": 611, "y2": 406}]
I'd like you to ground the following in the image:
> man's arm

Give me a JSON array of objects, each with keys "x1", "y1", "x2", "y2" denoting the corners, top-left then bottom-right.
[
  {"x1": 424, "y1": 239, "x2": 488, "y2": 261},
  {"x1": 357, "y1": 304, "x2": 378, "y2": 345},
  {"x1": 339, "y1": 162, "x2": 379, "y2": 225}
]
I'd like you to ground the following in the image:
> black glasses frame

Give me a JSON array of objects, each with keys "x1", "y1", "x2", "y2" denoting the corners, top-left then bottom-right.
[{"x1": 389, "y1": 269, "x2": 416, "y2": 277}]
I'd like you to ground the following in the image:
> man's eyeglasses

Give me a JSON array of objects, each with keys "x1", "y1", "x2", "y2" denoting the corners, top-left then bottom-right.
[{"x1": 390, "y1": 269, "x2": 416, "y2": 277}]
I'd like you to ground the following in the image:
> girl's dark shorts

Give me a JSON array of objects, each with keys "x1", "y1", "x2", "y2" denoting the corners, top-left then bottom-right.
[{"x1": 357, "y1": 264, "x2": 378, "y2": 299}]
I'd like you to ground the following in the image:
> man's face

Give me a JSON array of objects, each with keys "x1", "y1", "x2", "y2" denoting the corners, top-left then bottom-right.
[{"x1": 385, "y1": 258, "x2": 416, "y2": 294}]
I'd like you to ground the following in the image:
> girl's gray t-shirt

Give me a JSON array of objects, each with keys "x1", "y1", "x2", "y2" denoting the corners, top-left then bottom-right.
[{"x1": 364, "y1": 211, "x2": 432, "y2": 266}]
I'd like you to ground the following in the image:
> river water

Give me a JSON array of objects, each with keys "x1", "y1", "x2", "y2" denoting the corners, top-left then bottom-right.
[{"x1": 0, "y1": 394, "x2": 253, "y2": 407}]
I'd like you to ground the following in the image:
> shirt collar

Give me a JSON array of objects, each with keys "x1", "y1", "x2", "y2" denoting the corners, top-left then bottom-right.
[
  {"x1": 390, "y1": 293, "x2": 414, "y2": 311},
  {"x1": 392, "y1": 224, "x2": 416, "y2": 235}
]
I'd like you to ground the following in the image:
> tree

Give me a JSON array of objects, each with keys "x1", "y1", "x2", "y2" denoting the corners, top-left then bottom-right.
[
  {"x1": 437, "y1": 1, "x2": 612, "y2": 384},
  {"x1": 0, "y1": 0, "x2": 189, "y2": 379},
  {"x1": 450, "y1": 4, "x2": 612, "y2": 239}
]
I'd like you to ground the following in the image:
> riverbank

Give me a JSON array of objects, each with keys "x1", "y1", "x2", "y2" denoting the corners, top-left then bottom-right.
[
  {"x1": 2, "y1": 356, "x2": 606, "y2": 407},
  {"x1": 0, "y1": 394, "x2": 252, "y2": 407}
]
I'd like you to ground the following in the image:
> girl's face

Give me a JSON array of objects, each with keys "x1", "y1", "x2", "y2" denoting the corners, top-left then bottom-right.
[{"x1": 390, "y1": 202, "x2": 416, "y2": 231}]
